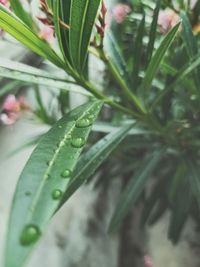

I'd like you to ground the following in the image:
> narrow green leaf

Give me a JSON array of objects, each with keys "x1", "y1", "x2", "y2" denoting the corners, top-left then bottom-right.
[
  {"x1": 10, "y1": 0, "x2": 34, "y2": 29},
  {"x1": 133, "y1": 13, "x2": 145, "y2": 87},
  {"x1": 60, "y1": 123, "x2": 134, "y2": 205},
  {"x1": 0, "y1": 4, "x2": 64, "y2": 68},
  {"x1": 69, "y1": 0, "x2": 101, "y2": 71},
  {"x1": 140, "y1": 22, "x2": 181, "y2": 97},
  {"x1": 5, "y1": 100, "x2": 103, "y2": 267},
  {"x1": 109, "y1": 149, "x2": 164, "y2": 232},
  {"x1": 0, "y1": 67, "x2": 90, "y2": 96},
  {"x1": 146, "y1": 0, "x2": 160, "y2": 63},
  {"x1": 104, "y1": 31, "x2": 132, "y2": 89},
  {"x1": 140, "y1": 179, "x2": 165, "y2": 227},
  {"x1": 150, "y1": 53, "x2": 200, "y2": 111},
  {"x1": 168, "y1": 178, "x2": 191, "y2": 244},
  {"x1": 180, "y1": 11, "x2": 200, "y2": 90},
  {"x1": 188, "y1": 161, "x2": 200, "y2": 210},
  {"x1": 0, "y1": 81, "x2": 24, "y2": 98},
  {"x1": 53, "y1": 0, "x2": 72, "y2": 67}
]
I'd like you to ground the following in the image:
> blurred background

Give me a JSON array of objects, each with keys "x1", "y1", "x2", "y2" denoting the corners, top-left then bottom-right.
[{"x1": 0, "y1": 0, "x2": 200, "y2": 267}]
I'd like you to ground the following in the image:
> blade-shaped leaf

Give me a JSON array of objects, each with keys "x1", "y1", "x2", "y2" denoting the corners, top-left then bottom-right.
[
  {"x1": 10, "y1": 0, "x2": 34, "y2": 29},
  {"x1": 0, "y1": 67, "x2": 90, "y2": 96},
  {"x1": 53, "y1": 0, "x2": 71, "y2": 65},
  {"x1": 104, "y1": 31, "x2": 132, "y2": 89},
  {"x1": 140, "y1": 22, "x2": 181, "y2": 97},
  {"x1": 180, "y1": 11, "x2": 200, "y2": 90},
  {"x1": 146, "y1": 0, "x2": 160, "y2": 63},
  {"x1": 133, "y1": 13, "x2": 145, "y2": 87},
  {"x1": 5, "y1": 100, "x2": 103, "y2": 267},
  {"x1": 60, "y1": 123, "x2": 134, "y2": 205},
  {"x1": 0, "y1": 81, "x2": 24, "y2": 98},
  {"x1": 69, "y1": 0, "x2": 101, "y2": 71},
  {"x1": 0, "y1": 4, "x2": 64, "y2": 68},
  {"x1": 168, "y1": 177, "x2": 191, "y2": 244},
  {"x1": 109, "y1": 149, "x2": 164, "y2": 232}
]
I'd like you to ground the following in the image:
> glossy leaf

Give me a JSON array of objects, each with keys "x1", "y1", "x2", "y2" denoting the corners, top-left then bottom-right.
[
  {"x1": 53, "y1": 0, "x2": 71, "y2": 65},
  {"x1": 0, "y1": 67, "x2": 89, "y2": 96},
  {"x1": 104, "y1": 31, "x2": 131, "y2": 89},
  {"x1": 0, "y1": 4, "x2": 64, "y2": 68},
  {"x1": 60, "y1": 123, "x2": 134, "y2": 205},
  {"x1": 109, "y1": 149, "x2": 164, "y2": 232},
  {"x1": 146, "y1": 0, "x2": 160, "y2": 63},
  {"x1": 69, "y1": 0, "x2": 101, "y2": 71},
  {"x1": 180, "y1": 11, "x2": 200, "y2": 90},
  {"x1": 10, "y1": 0, "x2": 34, "y2": 29},
  {"x1": 5, "y1": 100, "x2": 103, "y2": 267},
  {"x1": 133, "y1": 13, "x2": 145, "y2": 87},
  {"x1": 140, "y1": 22, "x2": 181, "y2": 97}
]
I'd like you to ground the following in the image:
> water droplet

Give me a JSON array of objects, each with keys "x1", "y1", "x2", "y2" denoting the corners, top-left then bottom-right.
[
  {"x1": 44, "y1": 174, "x2": 50, "y2": 179},
  {"x1": 58, "y1": 125, "x2": 62, "y2": 129},
  {"x1": 59, "y1": 140, "x2": 65, "y2": 147},
  {"x1": 71, "y1": 137, "x2": 85, "y2": 148},
  {"x1": 47, "y1": 161, "x2": 53, "y2": 167},
  {"x1": 76, "y1": 119, "x2": 91, "y2": 128},
  {"x1": 52, "y1": 189, "x2": 63, "y2": 200},
  {"x1": 20, "y1": 225, "x2": 41, "y2": 246},
  {"x1": 61, "y1": 169, "x2": 71, "y2": 178},
  {"x1": 25, "y1": 191, "x2": 32, "y2": 196}
]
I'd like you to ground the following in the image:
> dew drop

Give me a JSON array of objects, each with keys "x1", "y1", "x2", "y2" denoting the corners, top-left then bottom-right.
[
  {"x1": 20, "y1": 225, "x2": 41, "y2": 246},
  {"x1": 52, "y1": 189, "x2": 63, "y2": 200},
  {"x1": 61, "y1": 169, "x2": 71, "y2": 178},
  {"x1": 71, "y1": 137, "x2": 85, "y2": 148},
  {"x1": 47, "y1": 161, "x2": 53, "y2": 167},
  {"x1": 76, "y1": 119, "x2": 91, "y2": 128}
]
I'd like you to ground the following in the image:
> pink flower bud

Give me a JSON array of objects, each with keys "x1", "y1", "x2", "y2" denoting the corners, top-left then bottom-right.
[
  {"x1": 112, "y1": 4, "x2": 131, "y2": 24},
  {"x1": 39, "y1": 25, "x2": 54, "y2": 43},
  {"x1": 158, "y1": 9, "x2": 180, "y2": 34},
  {"x1": 144, "y1": 254, "x2": 154, "y2": 267},
  {"x1": 3, "y1": 95, "x2": 20, "y2": 113}
]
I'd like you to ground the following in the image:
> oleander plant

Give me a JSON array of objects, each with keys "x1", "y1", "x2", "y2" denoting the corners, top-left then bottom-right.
[{"x1": 1, "y1": 0, "x2": 200, "y2": 266}]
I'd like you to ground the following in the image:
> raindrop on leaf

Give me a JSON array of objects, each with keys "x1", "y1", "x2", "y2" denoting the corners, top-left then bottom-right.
[{"x1": 20, "y1": 225, "x2": 41, "y2": 246}]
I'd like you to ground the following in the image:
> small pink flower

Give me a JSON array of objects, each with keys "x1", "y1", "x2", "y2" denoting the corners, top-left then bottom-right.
[
  {"x1": 158, "y1": 8, "x2": 180, "y2": 34},
  {"x1": 3, "y1": 94, "x2": 20, "y2": 113},
  {"x1": 39, "y1": 25, "x2": 54, "y2": 43},
  {"x1": 1, "y1": 94, "x2": 30, "y2": 126},
  {"x1": 0, "y1": 0, "x2": 10, "y2": 8},
  {"x1": 112, "y1": 4, "x2": 131, "y2": 24},
  {"x1": 144, "y1": 254, "x2": 154, "y2": 267},
  {"x1": 0, "y1": 112, "x2": 19, "y2": 125}
]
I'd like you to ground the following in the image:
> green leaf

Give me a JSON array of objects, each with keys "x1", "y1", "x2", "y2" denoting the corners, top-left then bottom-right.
[
  {"x1": 146, "y1": 0, "x2": 160, "y2": 63},
  {"x1": 0, "y1": 4, "x2": 64, "y2": 68},
  {"x1": 188, "y1": 161, "x2": 200, "y2": 210},
  {"x1": 60, "y1": 123, "x2": 134, "y2": 205},
  {"x1": 53, "y1": 0, "x2": 72, "y2": 67},
  {"x1": 69, "y1": 0, "x2": 101, "y2": 71},
  {"x1": 133, "y1": 13, "x2": 145, "y2": 87},
  {"x1": 10, "y1": 0, "x2": 34, "y2": 29},
  {"x1": 0, "y1": 67, "x2": 91, "y2": 95},
  {"x1": 5, "y1": 100, "x2": 103, "y2": 267},
  {"x1": 140, "y1": 179, "x2": 166, "y2": 227},
  {"x1": 168, "y1": 177, "x2": 191, "y2": 244},
  {"x1": 140, "y1": 22, "x2": 181, "y2": 98},
  {"x1": 104, "y1": 31, "x2": 131, "y2": 89},
  {"x1": 180, "y1": 11, "x2": 200, "y2": 90},
  {"x1": 0, "y1": 80, "x2": 24, "y2": 98},
  {"x1": 109, "y1": 149, "x2": 164, "y2": 232}
]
